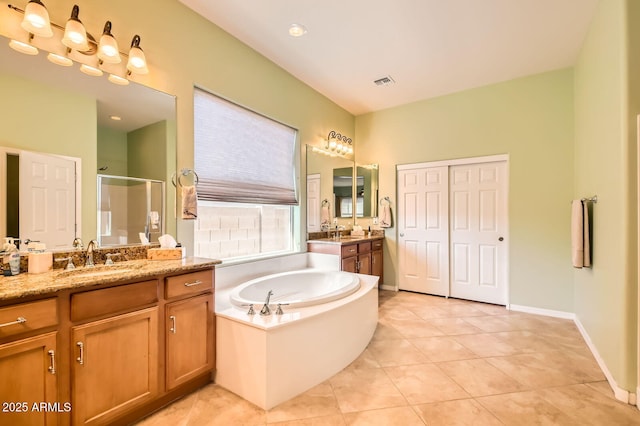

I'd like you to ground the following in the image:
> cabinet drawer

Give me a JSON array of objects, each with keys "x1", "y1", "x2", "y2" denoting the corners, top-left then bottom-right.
[
  {"x1": 357, "y1": 241, "x2": 372, "y2": 254},
  {"x1": 165, "y1": 270, "x2": 214, "y2": 299},
  {"x1": 0, "y1": 298, "x2": 57, "y2": 338},
  {"x1": 372, "y1": 239, "x2": 383, "y2": 251},
  {"x1": 71, "y1": 280, "x2": 158, "y2": 322},
  {"x1": 341, "y1": 244, "x2": 358, "y2": 257}
]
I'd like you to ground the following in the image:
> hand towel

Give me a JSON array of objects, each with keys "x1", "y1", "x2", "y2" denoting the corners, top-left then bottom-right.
[
  {"x1": 582, "y1": 200, "x2": 591, "y2": 268},
  {"x1": 380, "y1": 204, "x2": 393, "y2": 228},
  {"x1": 182, "y1": 185, "x2": 198, "y2": 220},
  {"x1": 321, "y1": 204, "x2": 331, "y2": 225},
  {"x1": 571, "y1": 200, "x2": 584, "y2": 268}
]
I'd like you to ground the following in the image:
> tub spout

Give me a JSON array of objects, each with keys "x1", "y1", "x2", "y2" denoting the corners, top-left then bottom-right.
[{"x1": 260, "y1": 290, "x2": 274, "y2": 316}]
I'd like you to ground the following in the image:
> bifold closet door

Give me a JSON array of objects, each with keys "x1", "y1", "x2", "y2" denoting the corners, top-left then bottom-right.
[
  {"x1": 398, "y1": 166, "x2": 450, "y2": 296},
  {"x1": 449, "y1": 162, "x2": 507, "y2": 304}
]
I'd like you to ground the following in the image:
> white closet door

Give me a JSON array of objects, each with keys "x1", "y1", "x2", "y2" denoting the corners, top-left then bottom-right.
[
  {"x1": 398, "y1": 166, "x2": 449, "y2": 295},
  {"x1": 306, "y1": 174, "x2": 321, "y2": 232},
  {"x1": 449, "y1": 162, "x2": 507, "y2": 304},
  {"x1": 19, "y1": 151, "x2": 76, "y2": 248}
]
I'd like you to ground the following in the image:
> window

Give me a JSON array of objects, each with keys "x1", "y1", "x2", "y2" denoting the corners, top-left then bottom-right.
[{"x1": 193, "y1": 88, "x2": 298, "y2": 261}]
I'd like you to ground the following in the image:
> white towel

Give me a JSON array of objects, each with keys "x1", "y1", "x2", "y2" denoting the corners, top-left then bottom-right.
[
  {"x1": 182, "y1": 185, "x2": 198, "y2": 220},
  {"x1": 321, "y1": 204, "x2": 331, "y2": 225},
  {"x1": 380, "y1": 204, "x2": 392, "y2": 228},
  {"x1": 571, "y1": 200, "x2": 591, "y2": 268}
]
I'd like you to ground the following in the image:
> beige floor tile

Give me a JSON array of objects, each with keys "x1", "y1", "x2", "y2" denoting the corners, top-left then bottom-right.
[
  {"x1": 453, "y1": 333, "x2": 523, "y2": 357},
  {"x1": 267, "y1": 382, "x2": 341, "y2": 423},
  {"x1": 437, "y1": 359, "x2": 526, "y2": 396},
  {"x1": 584, "y1": 380, "x2": 617, "y2": 399},
  {"x1": 268, "y1": 414, "x2": 346, "y2": 425},
  {"x1": 491, "y1": 330, "x2": 561, "y2": 353},
  {"x1": 345, "y1": 348, "x2": 381, "y2": 370},
  {"x1": 384, "y1": 363, "x2": 470, "y2": 404},
  {"x1": 471, "y1": 303, "x2": 510, "y2": 316},
  {"x1": 136, "y1": 391, "x2": 198, "y2": 426},
  {"x1": 424, "y1": 317, "x2": 483, "y2": 335},
  {"x1": 461, "y1": 315, "x2": 521, "y2": 332},
  {"x1": 413, "y1": 399, "x2": 503, "y2": 426},
  {"x1": 343, "y1": 406, "x2": 424, "y2": 425},
  {"x1": 408, "y1": 305, "x2": 453, "y2": 319},
  {"x1": 477, "y1": 391, "x2": 580, "y2": 425},
  {"x1": 383, "y1": 317, "x2": 445, "y2": 338},
  {"x1": 378, "y1": 306, "x2": 422, "y2": 321},
  {"x1": 367, "y1": 338, "x2": 430, "y2": 367},
  {"x1": 329, "y1": 367, "x2": 407, "y2": 413},
  {"x1": 371, "y1": 322, "x2": 404, "y2": 341},
  {"x1": 537, "y1": 384, "x2": 640, "y2": 425},
  {"x1": 410, "y1": 336, "x2": 478, "y2": 362},
  {"x1": 187, "y1": 384, "x2": 267, "y2": 425}
]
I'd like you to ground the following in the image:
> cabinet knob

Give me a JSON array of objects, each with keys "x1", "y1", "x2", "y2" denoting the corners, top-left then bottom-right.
[
  {"x1": 48, "y1": 350, "x2": 56, "y2": 375},
  {"x1": 76, "y1": 342, "x2": 84, "y2": 365},
  {"x1": 169, "y1": 315, "x2": 177, "y2": 334},
  {"x1": 498, "y1": 237, "x2": 504, "y2": 242}
]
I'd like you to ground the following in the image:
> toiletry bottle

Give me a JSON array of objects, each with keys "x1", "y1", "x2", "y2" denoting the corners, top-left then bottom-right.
[
  {"x1": 368, "y1": 226, "x2": 371, "y2": 238},
  {"x1": 6, "y1": 238, "x2": 20, "y2": 276}
]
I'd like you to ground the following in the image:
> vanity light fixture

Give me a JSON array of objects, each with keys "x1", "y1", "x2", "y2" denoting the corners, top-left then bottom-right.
[
  {"x1": 326, "y1": 130, "x2": 353, "y2": 156},
  {"x1": 8, "y1": 39, "x2": 38, "y2": 55},
  {"x1": 126, "y1": 35, "x2": 148, "y2": 75},
  {"x1": 47, "y1": 52, "x2": 73, "y2": 66},
  {"x1": 97, "y1": 21, "x2": 120, "y2": 64},
  {"x1": 79, "y1": 64, "x2": 103, "y2": 77},
  {"x1": 62, "y1": 5, "x2": 89, "y2": 51},
  {"x1": 108, "y1": 74, "x2": 129, "y2": 86},
  {"x1": 21, "y1": 0, "x2": 53, "y2": 37}
]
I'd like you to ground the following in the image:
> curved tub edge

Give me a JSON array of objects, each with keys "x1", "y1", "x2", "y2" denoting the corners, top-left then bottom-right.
[{"x1": 215, "y1": 273, "x2": 379, "y2": 410}]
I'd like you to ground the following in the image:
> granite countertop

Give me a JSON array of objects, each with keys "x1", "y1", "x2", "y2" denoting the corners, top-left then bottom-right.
[
  {"x1": 0, "y1": 257, "x2": 221, "y2": 301},
  {"x1": 307, "y1": 235, "x2": 384, "y2": 245}
]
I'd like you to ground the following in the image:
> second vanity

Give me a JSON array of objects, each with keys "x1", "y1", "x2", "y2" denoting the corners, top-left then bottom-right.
[
  {"x1": 307, "y1": 234, "x2": 384, "y2": 279},
  {"x1": 0, "y1": 256, "x2": 219, "y2": 426}
]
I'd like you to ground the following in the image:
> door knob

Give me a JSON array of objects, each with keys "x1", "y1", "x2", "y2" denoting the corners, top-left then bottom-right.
[
  {"x1": 399, "y1": 233, "x2": 405, "y2": 237},
  {"x1": 498, "y1": 237, "x2": 504, "y2": 241}
]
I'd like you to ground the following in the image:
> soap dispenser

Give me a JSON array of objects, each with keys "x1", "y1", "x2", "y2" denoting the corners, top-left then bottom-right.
[{"x1": 4, "y1": 238, "x2": 20, "y2": 276}]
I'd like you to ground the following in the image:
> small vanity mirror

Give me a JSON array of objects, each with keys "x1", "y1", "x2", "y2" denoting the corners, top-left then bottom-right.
[
  {"x1": 306, "y1": 146, "x2": 353, "y2": 232},
  {"x1": 355, "y1": 164, "x2": 379, "y2": 218},
  {"x1": 333, "y1": 167, "x2": 354, "y2": 218}
]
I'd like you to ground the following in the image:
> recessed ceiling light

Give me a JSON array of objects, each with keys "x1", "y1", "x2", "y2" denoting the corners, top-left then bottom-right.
[
  {"x1": 109, "y1": 115, "x2": 122, "y2": 121},
  {"x1": 288, "y1": 23, "x2": 307, "y2": 37}
]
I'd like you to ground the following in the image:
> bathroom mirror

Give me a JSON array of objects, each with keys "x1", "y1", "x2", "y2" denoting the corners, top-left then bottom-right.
[
  {"x1": 355, "y1": 164, "x2": 379, "y2": 218},
  {"x1": 306, "y1": 146, "x2": 354, "y2": 232},
  {"x1": 0, "y1": 37, "x2": 176, "y2": 248},
  {"x1": 333, "y1": 167, "x2": 354, "y2": 218}
]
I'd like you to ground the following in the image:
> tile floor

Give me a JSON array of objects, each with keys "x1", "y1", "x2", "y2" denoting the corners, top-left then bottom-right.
[{"x1": 137, "y1": 290, "x2": 640, "y2": 425}]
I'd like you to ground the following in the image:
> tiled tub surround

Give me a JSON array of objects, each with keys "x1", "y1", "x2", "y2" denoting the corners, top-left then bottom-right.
[{"x1": 214, "y1": 253, "x2": 379, "y2": 410}]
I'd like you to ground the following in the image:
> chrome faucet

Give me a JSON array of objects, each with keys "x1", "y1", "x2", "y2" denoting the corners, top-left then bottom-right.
[
  {"x1": 72, "y1": 237, "x2": 84, "y2": 249},
  {"x1": 85, "y1": 240, "x2": 99, "y2": 267},
  {"x1": 260, "y1": 290, "x2": 274, "y2": 316}
]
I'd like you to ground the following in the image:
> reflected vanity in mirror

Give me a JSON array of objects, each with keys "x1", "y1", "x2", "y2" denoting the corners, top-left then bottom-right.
[{"x1": 0, "y1": 35, "x2": 176, "y2": 249}]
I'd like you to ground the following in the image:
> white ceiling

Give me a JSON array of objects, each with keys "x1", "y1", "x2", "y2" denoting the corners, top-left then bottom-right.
[{"x1": 179, "y1": 0, "x2": 599, "y2": 115}]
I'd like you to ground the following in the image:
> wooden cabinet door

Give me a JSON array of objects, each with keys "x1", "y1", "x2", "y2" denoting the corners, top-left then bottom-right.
[
  {"x1": 341, "y1": 256, "x2": 358, "y2": 273},
  {"x1": 166, "y1": 293, "x2": 214, "y2": 390},
  {"x1": 371, "y1": 250, "x2": 383, "y2": 278},
  {"x1": 72, "y1": 307, "x2": 158, "y2": 426},
  {"x1": 0, "y1": 332, "x2": 58, "y2": 426},
  {"x1": 358, "y1": 253, "x2": 372, "y2": 275}
]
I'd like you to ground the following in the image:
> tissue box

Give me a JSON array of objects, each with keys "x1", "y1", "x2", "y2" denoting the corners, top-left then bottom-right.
[
  {"x1": 28, "y1": 251, "x2": 53, "y2": 274},
  {"x1": 350, "y1": 230, "x2": 365, "y2": 236},
  {"x1": 147, "y1": 247, "x2": 185, "y2": 260}
]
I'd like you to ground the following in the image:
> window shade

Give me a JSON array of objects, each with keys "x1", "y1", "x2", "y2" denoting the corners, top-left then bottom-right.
[{"x1": 194, "y1": 88, "x2": 298, "y2": 205}]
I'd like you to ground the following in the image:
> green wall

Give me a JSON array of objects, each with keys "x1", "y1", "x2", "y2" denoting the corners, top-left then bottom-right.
[
  {"x1": 97, "y1": 126, "x2": 128, "y2": 177},
  {"x1": 356, "y1": 69, "x2": 575, "y2": 312},
  {"x1": 128, "y1": 120, "x2": 168, "y2": 181},
  {"x1": 573, "y1": 0, "x2": 638, "y2": 393},
  {"x1": 0, "y1": 72, "x2": 97, "y2": 243}
]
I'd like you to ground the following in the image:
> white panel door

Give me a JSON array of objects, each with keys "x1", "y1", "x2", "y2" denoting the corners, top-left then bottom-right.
[
  {"x1": 449, "y1": 162, "x2": 507, "y2": 304},
  {"x1": 20, "y1": 151, "x2": 76, "y2": 249},
  {"x1": 306, "y1": 174, "x2": 321, "y2": 232},
  {"x1": 398, "y1": 166, "x2": 449, "y2": 296}
]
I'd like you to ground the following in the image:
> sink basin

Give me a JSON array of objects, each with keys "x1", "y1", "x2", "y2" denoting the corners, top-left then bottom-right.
[{"x1": 59, "y1": 267, "x2": 133, "y2": 279}]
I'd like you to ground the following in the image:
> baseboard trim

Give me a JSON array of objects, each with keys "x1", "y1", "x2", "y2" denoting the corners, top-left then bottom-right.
[
  {"x1": 380, "y1": 284, "x2": 396, "y2": 292},
  {"x1": 507, "y1": 304, "x2": 575, "y2": 320},
  {"x1": 574, "y1": 318, "x2": 632, "y2": 404}
]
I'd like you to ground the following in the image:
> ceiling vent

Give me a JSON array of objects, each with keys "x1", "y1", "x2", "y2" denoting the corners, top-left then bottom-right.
[{"x1": 373, "y1": 75, "x2": 395, "y2": 86}]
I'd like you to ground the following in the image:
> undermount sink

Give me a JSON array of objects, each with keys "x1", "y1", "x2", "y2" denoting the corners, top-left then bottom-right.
[{"x1": 59, "y1": 267, "x2": 133, "y2": 279}]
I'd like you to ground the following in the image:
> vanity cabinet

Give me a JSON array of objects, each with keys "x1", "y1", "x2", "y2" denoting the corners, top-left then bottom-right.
[
  {"x1": 164, "y1": 270, "x2": 215, "y2": 390},
  {"x1": 0, "y1": 298, "x2": 59, "y2": 426},
  {"x1": 308, "y1": 237, "x2": 383, "y2": 279},
  {"x1": 70, "y1": 281, "x2": 159, "y2": 426}
]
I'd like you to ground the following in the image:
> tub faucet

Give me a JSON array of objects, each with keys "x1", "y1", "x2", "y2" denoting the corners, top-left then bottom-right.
[
  {"x1": 85, "y1": 240, "x2": 99, "y2": 267},
  {"x1": 260, "y1": 290, "x2": 274, "y2": 316}
]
